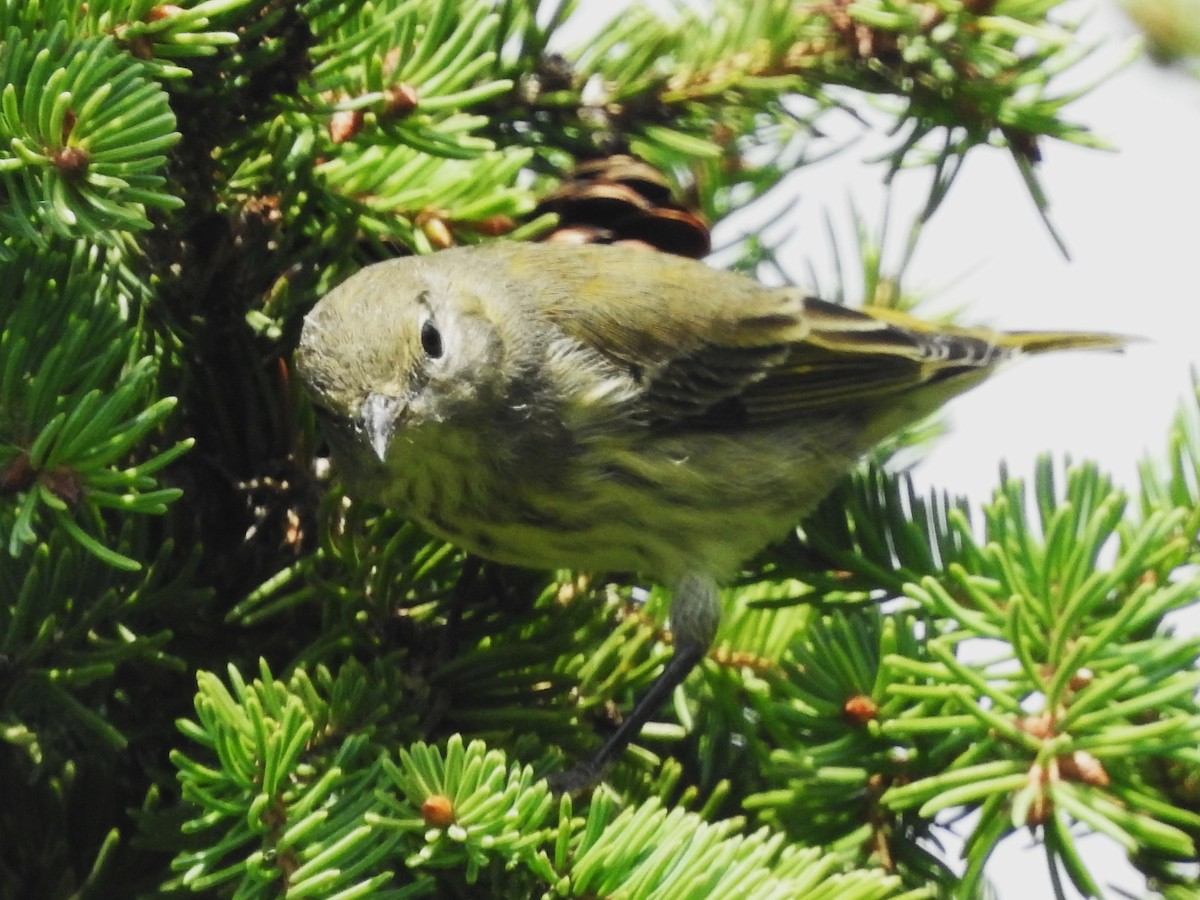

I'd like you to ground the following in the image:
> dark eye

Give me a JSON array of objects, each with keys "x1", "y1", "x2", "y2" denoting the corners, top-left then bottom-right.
[{"x1": 420, "y1": 320, "x2": 443, "y2": 358}]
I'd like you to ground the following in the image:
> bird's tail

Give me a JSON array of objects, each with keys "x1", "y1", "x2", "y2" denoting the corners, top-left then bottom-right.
[
  {"x1": 991, "y1": 331, "x2": 1136, "y2": 354},
  {"x1": 862, "y1": 306, "x2": 1136, "y2": 356}
]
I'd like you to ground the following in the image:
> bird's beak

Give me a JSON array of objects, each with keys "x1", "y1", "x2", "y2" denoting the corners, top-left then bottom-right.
[{"x1": 361, "y1": 392, "x2": 406, "y2": 463}]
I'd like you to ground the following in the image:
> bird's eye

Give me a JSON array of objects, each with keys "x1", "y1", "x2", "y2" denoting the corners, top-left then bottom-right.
[{"x1": 420, "y1": 320, "x2": 443, "y2": 359}]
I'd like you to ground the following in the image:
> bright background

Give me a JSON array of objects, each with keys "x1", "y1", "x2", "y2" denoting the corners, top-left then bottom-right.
[
  {"x1": 562, "y1": 2, "x2": 1200, "y2": 895},
  {"x1": 772, "y1": 7, "x2": 1200, "y2": 508}
]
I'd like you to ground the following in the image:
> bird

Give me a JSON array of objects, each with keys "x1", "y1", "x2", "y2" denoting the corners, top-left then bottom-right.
[{"x1": 294, "y1": 240, "x2": 1127, "y2": 786}]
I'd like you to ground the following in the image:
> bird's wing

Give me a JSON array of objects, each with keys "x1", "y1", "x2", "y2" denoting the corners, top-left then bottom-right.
[
  {"x1": 727, "y1": 297, "x2": 1015, "y2": 427},
  {"x1": 495, "y1": 243, "x2": 1123, "y2": 431}
]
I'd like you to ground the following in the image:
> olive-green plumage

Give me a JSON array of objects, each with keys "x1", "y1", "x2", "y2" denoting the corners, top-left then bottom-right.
[{"x1": 295, "y1": 240, "x2": 1126, "y2": 782}]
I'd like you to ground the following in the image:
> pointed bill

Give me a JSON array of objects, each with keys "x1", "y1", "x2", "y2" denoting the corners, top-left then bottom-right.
[{"x1": 361, "y1": 393, "x2": 405, "y2": 462}]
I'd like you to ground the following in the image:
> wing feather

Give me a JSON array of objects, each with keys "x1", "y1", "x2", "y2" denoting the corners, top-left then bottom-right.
[
  {"x1": 638, "y1": 295, "x2": 1020, "y2": 430},
  {"x1": 476, "y1": 243, "x2": 1124, "y2": 433}
]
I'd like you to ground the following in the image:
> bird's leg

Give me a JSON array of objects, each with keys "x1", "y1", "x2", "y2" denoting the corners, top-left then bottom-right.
[{"x1": 549, "y1": 573, "x2": 720, "y2": 793}]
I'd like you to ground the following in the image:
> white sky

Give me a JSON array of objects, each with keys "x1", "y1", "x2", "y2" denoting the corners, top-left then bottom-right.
[
  {"x1": 561, "y1": 2, "x2": 1200, "y2": 895},
  {"x1": 795, "y1": 9, "x2": 1200, "y2": 507}
]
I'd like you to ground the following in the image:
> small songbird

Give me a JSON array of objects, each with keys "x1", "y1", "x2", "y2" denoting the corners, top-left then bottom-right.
[{"x1": 294, "y1": 241, "x2": 1126, "y2": 785}]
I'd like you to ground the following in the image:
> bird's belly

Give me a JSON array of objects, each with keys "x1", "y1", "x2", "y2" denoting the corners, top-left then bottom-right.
[{"x1": 407, "y1": 424, "x2": 861, "y2": 583}]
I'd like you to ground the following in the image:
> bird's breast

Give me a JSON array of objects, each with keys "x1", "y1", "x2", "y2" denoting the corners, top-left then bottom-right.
[{"x1": 377, "y1": 418, "x2": 864, "y2": 584}]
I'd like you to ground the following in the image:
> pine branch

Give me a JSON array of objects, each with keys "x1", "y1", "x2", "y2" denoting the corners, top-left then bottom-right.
[
  {"x1": 0, "y1": 242, "x2": 190, "y2": 569},
  {"x1": 1, "y1": 2, "x2": 1188, "y2": 897},
  {"x1": 747, "y1": 458, "x2": 1200, "y2": 893}
]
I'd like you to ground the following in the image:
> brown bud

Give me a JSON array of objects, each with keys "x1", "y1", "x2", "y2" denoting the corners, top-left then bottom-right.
[
  {"x1": 843, "y1": 694, "x2": 879, "y2": 726},
  {"x1": 1058, "y1": 751, "x2": 1109, "y2": 787},
  {"x1": 329, "y1": 109, "x2": 363, "y2": 144},
  {"x1": 1014, "y1": 712, "x2": 1054, "y2": 740},
  {"x1": 54, "y1": 146, "x2": 89, "y2": 181},
  {"x1": 383, "y1": 84, "x2": 419, "y2": 118},
  {"x1": 148, "y1": 4, "x2": 183, "y2": 20},
  {"x1": 127, "y1": 34, "x2": 155, "y2": 59},
  {"x1": 421, "y1": 794, "x2": 455, "y2": 828},
  {"x1": 419, "y1": 215, "x2": 454, "y2": 250}
]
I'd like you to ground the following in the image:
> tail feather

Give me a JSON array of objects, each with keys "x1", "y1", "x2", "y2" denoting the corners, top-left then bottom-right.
[
  {"x1": 861, "y1": 305, "x2": 1135, "y2": 356},
  {"x1": 992, "y1": 331, "x2": 1136, "y2": 354}
]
